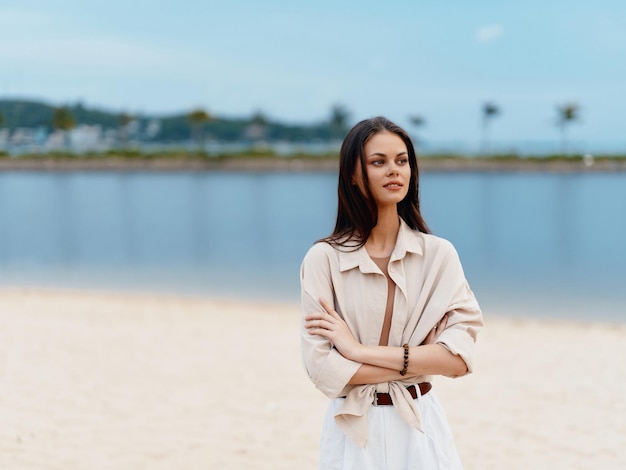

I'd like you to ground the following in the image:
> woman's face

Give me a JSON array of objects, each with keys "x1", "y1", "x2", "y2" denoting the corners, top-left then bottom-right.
[{"x1": 353, "y1": 130, "x2": 411, "y2": 208}]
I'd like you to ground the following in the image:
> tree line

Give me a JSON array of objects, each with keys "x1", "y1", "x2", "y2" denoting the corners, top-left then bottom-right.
[
  {"x1": 0, "y1": 100, "x2": 350, "y2": 146},
  {"x1": 408, "y1": 102, "x2": 581, "y2": 155},
  {"x1": 0, "y1": 99, "x2": 584, "y2": 154}
]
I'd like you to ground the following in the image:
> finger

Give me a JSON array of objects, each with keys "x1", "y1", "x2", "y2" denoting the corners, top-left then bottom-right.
[
  {"x1": 304, "y1": 313, "x2": 326, "y2": 322},
  {"x1": 304, "y1": 319, "x2": 333, "y2": 330},
  {"x1": 319, "y1": 298, "x2": 339, "y2": 318},
  {"x1": 308, "y1": 328, "x2": 336, "y2": 345},
  {"x1": 305, "y1": 309, "x2": 337, "y2": 321},
  {"x1": 425, "y1": 326, "x2": 436, "y2": 344},
  {"x1": 438, "y1": 314, "x2": 449, "y2": 331},
  {"x1": 308, "y1": 327, "x2": 331, "y2": 338}
]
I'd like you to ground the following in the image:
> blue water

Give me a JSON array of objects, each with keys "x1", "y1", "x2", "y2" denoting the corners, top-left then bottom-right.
[{"x1": 0, "y1": 170, "x2": 624, "y2": 322}]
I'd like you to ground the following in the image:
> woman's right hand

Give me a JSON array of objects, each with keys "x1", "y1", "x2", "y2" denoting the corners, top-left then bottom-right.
[{"x1": 421, "y1": 313, "x2": 449, "y2": 345}]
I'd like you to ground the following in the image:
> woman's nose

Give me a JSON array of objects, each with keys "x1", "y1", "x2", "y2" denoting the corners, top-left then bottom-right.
[{"x1": 387, "y1": 164, "x2": 399, "y2": 175}]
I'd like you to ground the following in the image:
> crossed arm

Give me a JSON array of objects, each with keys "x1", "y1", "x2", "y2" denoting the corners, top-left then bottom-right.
[{"x1": 304, "y1": 299, "x2": 467, "y2": 385}]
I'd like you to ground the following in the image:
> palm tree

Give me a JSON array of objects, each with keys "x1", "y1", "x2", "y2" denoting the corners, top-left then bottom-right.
[
  {"x1": 408, "y1": 115, "x2": 426, "y2": 149},
  {"x1": 329, "y1": 103, "x2": 350, "y2": 140},
  {"x1": 0, "y1": 112, "x2": 5, "y2": 152},
  {"x1": 556, "y1": 103, "x2": 579, "y2": 155},
  {"x1": 247, "y1": 110, "x2": 268, "y2": 142},
  {"x1": 118, "y1": 113, "x2": 134, "y2": 149},
  {"x1": 481, "y1": 102, "x2": 500, "y2": 155},
  {"x1": 52, "y1": 106, "x2": 76, "y2": 150},
  {"x1": 187, "y1": 108, "x2": 212, "y2": 150}
]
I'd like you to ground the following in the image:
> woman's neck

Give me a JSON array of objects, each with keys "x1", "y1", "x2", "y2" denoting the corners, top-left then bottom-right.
[{"x1": 365, "y1": 207, "x2": 400, "y2": 258}]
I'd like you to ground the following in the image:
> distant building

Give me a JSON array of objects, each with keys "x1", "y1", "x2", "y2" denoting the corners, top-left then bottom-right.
[
  {"x1": 68, "y1": 125, "x2": 103, "y2": 151},
  {"x1": 11, "y1": 128, "x2": 39, "y2": 146},
  {"x1": 0, "y1": 129, "x2": 9, "y2": 149}
]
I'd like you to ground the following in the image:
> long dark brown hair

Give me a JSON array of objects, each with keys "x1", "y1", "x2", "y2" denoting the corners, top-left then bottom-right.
[{"x1": 322, "y1": 116, "x2": 430, "y2": 247}]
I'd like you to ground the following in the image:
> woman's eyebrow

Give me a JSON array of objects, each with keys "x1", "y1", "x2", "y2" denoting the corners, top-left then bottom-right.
[
  {"x1": 366, "y1": 152, "x2": 387, "y2": 158},
  {"x1": 366, "y1": 150, "x2": 408, "y2": 158}
]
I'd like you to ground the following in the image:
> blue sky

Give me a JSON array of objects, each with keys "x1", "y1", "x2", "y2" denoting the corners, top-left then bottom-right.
[{"x1": 1, "y1": 0, "x2": 625, "y2": 150}]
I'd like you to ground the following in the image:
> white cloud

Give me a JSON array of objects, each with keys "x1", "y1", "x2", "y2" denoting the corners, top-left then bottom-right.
[{"x1": 475, "y1": 24, "x2": 504, "y2": 44}]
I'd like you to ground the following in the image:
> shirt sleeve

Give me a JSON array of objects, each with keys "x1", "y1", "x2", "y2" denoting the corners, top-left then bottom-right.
[
  {"x1": 300, "y1": 243, "x2": 362, "y2": 398},
  {"x1": 434, "y1": 242, "x2": 483, "y2": 377}
]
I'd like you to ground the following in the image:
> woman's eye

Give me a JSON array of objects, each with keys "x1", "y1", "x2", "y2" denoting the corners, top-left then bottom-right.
[{"x1": 397, "y1": 158, "x2": 408, "y2": 164}]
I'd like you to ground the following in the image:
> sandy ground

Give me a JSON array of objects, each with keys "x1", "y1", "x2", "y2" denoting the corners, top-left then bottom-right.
[{"x1": 1, "y1": 288, "x2": 625, "y2": 469}]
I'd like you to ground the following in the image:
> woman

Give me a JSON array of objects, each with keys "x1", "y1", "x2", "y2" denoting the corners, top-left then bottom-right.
[{"x1": 300, "y1": 116, "x2": 483, "y2": 469}]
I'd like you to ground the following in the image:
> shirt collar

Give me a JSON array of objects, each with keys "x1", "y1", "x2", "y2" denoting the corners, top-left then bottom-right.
[{"x1": 337, "y1": 218, "x2": 424, "y2": 273}]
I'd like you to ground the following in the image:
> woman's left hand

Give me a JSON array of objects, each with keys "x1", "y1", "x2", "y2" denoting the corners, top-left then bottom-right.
[{"x1": 304, "y1": 298, "x2": 362, "y2": 361}]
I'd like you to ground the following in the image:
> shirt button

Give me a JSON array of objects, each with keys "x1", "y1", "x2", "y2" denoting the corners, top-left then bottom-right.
[{"x1": 389, "y1": 267, "x2": 395, "y2": 273}]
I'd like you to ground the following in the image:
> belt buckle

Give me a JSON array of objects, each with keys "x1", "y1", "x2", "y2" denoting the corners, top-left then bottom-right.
[{"x1": 372, "y1": 393, "x2": 379, "y2": 406}]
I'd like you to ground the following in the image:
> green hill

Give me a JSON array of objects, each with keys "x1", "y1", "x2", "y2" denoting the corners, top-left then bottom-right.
[{"x1": 0, "y1": 99, "x2": 338, "y2": 143}]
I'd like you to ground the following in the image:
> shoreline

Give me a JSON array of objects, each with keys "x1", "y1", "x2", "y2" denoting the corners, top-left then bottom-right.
[
  {"x1": 2, "y1": 284, "x2": 623, "y2": 326},
  {"x1": 1, "y1": 287, "x2": 625, "y2": 469},
  {"x1": 1, "y1": 156, "x2": 625, "y2": 172}
]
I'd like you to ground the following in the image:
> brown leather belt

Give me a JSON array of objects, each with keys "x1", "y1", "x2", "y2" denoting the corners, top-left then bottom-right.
[{"x1": 373, "y1": 382, "x2": 432, "y2": 406}]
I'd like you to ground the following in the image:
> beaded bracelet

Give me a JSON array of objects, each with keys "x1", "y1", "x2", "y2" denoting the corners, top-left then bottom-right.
[{"x1": 400, "y1": 343, "x2": 409, "y2": 376}]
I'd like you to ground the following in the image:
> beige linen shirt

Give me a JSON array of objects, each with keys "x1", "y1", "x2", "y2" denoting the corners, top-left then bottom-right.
[{"x1": 300, "y1": 218, "x2": 483, "y2": 447}]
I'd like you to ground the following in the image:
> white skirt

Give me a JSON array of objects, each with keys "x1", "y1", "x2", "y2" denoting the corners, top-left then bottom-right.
[{"x1": 318, "y1": 389, "x2": 463, "y2": 470}]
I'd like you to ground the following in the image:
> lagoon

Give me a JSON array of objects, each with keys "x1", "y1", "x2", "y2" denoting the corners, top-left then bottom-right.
[{"x1": 0, "y1": 170, "x2": 624, "y2": 322}]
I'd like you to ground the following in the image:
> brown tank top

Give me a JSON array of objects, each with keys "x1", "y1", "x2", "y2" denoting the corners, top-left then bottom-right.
[{"x1": 370, "y1": 255, "x2": 396, "y2": 346}]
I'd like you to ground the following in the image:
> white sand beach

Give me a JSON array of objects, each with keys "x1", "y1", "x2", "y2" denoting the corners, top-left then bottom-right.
[{"x1": 1, "y1": 288, "x2": 625, "y2": 469}]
